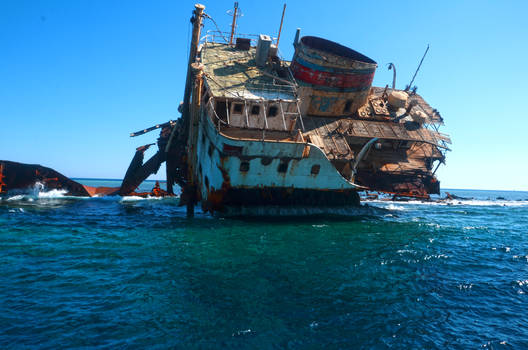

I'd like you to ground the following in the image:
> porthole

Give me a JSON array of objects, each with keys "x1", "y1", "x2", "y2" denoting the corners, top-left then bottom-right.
[
  {"x1": 277, "y1": 160, "x2": 289, "y2": 173},
  {"x1": 311, "y1": 164, "x2": 320, "y2": 175},
  {"x1": 239, "y1": 161, "x2": 250, "y2": 172}
]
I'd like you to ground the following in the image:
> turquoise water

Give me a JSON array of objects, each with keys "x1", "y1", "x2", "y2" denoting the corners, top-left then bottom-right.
[{"x1": 1, "y1": 180, "x2": 528, "y2": 348}]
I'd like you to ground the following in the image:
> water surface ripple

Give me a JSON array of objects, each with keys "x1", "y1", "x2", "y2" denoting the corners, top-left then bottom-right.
[{"x1": 1, "y1": 185, "x2": 527, "y2": 349}]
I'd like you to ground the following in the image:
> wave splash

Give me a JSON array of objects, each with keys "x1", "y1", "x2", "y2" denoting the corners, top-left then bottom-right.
[{"x1": 3, "y1": 182, "x2": 68, "y2": 201}]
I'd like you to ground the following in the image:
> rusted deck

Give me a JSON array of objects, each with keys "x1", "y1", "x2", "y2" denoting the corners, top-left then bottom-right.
[
  {"x1": 201, "y1": 42, "x2": 296, "y2": 100},
  {"x1": 303, "y1": 116, "x2": 449, "y2": 153}
]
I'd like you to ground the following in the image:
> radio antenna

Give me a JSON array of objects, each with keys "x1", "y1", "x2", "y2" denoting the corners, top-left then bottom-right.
[{"x1": 406, "y1": 44, "x2": 429, "y2": 91}]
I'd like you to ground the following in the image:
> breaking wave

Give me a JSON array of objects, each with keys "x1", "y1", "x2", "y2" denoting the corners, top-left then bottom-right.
[{"x1": 2, "y1": 182, "x2": 68, "y2": 202}]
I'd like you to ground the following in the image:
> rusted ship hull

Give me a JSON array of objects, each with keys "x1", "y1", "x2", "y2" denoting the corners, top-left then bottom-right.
[{"x1": 194, "y1": 108, "x2": 361, "y2": 212}]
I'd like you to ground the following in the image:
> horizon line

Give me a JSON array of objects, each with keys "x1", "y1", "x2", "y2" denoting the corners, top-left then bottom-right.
[{"x1": 70, "y1": 178, "x2": 528, "y2": 192}]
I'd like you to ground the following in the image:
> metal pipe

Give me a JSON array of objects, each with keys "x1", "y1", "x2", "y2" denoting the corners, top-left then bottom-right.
[
  {"x1": 432, "y1": 157, "x2": 444, "y2": 176},
  {"x1": 293, "y1": 28, "x2": 300, "y2": 47},
  {"x1": 387, "y1": 63, "x2": 396, "y2": 90},
  {"x1": 351, "y1": 137, "x2": 379, "y2": 179}
]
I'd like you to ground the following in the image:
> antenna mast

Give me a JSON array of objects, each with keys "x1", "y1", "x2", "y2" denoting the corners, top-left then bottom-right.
[
  {"x1": 276, "y1": 4, "x2": 286, "y2": 47},
  {"x1": 229, "y1": 2, "x2": 239, "y2": 45},
  {"x1": 407, "y1": 44, "x2": 430, "y2": 91}
]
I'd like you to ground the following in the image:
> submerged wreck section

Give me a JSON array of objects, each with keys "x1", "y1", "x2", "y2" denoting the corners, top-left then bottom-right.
[
  {"x1": 0, "y1": 160, "x2": 123, "y2": 197},
  {"x1": 0, "y1": 159, "x2": 172, "y2": 198},
  {"x1": 0, "y1": 160, "x2": 92, "y2": 196}
]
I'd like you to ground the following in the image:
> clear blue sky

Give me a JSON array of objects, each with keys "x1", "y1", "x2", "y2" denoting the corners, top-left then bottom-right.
[{"x1": 1, "y1": 1, "x2": 527, "y2": 190}]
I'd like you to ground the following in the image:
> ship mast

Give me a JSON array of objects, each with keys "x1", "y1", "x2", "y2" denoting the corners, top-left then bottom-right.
[
  {"x1": 165, "y1": 3, "x2": 205, "y2": 217},
  {"x1": 276, "y1": 4, "x2": 286, "y2": 47},
  {"x1": 229, "y1": 2, "x2": 239, "y2": 45}
]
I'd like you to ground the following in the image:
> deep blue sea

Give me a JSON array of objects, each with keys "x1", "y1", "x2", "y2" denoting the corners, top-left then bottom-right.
[{"x1": 1, "y1": 180, "x2": 527, "y2": 349}]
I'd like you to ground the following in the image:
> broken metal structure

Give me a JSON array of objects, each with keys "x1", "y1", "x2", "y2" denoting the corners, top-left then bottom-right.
[{"x1": 0, "y1": 160, "x2": 113, "y2": 197}]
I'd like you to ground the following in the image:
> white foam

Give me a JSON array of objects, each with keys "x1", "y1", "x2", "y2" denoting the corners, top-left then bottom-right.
[
  {"x1": 4, "y1": 182, "x2": 70, "y2": 201},
  {"x1": 120, "y1": 195, "x2": 166, "y2": 202},
  {"x1": 366, "y1": 198, "x2": 528, "y2": 208},
  {"x1": 386, "y1": 203, "x2": 406, "y2": 211},
  {"x1": 38, "y1": 189, "x2": 68, "y2": 198}
]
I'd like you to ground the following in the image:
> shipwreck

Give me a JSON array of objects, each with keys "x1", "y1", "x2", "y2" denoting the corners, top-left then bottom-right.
[{"x1": 0, "y1": 3, "x2": 451, "y2": 216}]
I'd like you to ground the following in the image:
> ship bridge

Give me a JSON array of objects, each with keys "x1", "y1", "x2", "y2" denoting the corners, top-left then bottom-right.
[{"x1": 200, "y1": 40, "x2": 305, "y2": 137}]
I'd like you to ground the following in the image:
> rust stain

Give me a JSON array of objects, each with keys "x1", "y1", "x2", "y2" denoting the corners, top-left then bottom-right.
[
  {"x1": 203, "y1": 158, "x2": 232, "y2": 213},
  {"x1": 301, "y1": 145, "x2": 310, "y2": 158}
]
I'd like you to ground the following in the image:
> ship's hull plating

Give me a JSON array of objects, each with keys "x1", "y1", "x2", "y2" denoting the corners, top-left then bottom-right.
[{"x1": 195, "y1": 111, "x2": 360, "y2": 212}]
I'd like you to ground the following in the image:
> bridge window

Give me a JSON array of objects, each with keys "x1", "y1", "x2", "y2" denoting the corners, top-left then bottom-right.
[
  {"x1": 268, "y1": 105, "x2": 278, "y2": 117},
  {"x1": 233, "y1": 103, "x2": 243, "y2": 114},
  {"x1": 251, "y1": 105, "x2": 260, "y2": 115}
]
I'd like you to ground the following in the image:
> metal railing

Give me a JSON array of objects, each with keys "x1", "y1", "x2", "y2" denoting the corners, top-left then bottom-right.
[
  {"x1": 202, "y1": 30, "x2": 278, "y2": 46},
  {"x1": 207, "y1": 97, "x2": 305, "y2": 135}
]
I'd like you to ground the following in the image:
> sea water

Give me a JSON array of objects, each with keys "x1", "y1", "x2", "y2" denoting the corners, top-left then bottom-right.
[{"x1": 1, "y1": 180, "x2": 527, "y2": 348}]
